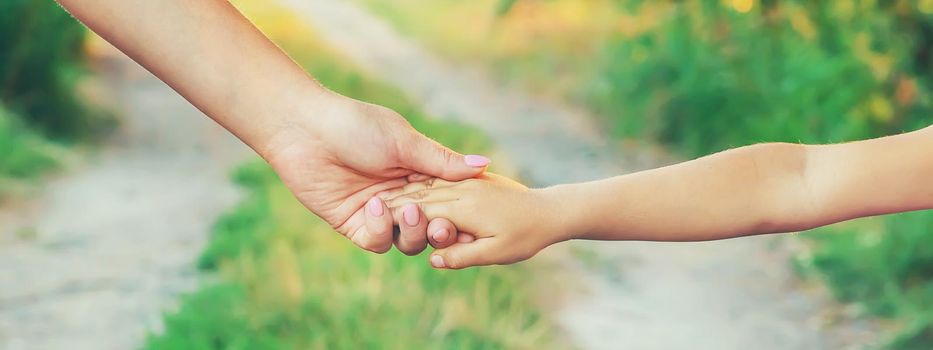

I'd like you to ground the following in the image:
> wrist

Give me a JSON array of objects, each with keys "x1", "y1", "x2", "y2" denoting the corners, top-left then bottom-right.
[
  {"x1": 249, "y1": 84, "x2": 342, "y2": 160},
  {"x1": 535, "y1": 183, "x2": 591, "y2": 243}
]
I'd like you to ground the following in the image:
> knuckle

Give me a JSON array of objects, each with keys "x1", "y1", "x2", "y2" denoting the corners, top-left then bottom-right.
[
  {"x1": 444, "y1": 254, "x2": 464, "y2": 269},
  {"x1": 420, "y1": 203, "x2": 444, "y2": 218},
  {"x1": 440, "y1": 146, "x2": 455, "y2": 164},
  {"x1": 405, "y1": 180, "x2": 425, "y2": 191},
  {"x1": 433, "y1": 204, "x2": 453, "y2": 218},
  {"x1": 412, "y1": 189, "x2": 429, "y2": 201}
]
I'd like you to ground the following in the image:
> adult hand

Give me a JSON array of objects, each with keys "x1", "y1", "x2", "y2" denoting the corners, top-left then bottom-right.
[
  {"x1": 56, "y1": 0, "x2": 483, "y2": 254},
  {"x1": 263, "y1": 92, "x2": 487, "y2": 254}
]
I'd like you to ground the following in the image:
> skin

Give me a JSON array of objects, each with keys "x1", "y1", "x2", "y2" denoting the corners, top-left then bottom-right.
[
  {"x1": 55, "y1": 0, "x2": 485, "y2": 254},
  {"x1": 383, "y1": 125, "x2": 933, "y2": 269}
]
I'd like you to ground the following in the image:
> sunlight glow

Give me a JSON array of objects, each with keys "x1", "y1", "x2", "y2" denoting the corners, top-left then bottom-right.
[
  {"x1": 731, "y1": 0, "x2": 754, "y2": 13},
  {"x1": 921, "y1": 0, "x2": 933, "y2": 14}
]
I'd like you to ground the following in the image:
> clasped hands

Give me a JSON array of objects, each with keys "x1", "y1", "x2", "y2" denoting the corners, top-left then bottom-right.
[{"x1": 259, "y1": 92, "x2": 550, "y2": 270}]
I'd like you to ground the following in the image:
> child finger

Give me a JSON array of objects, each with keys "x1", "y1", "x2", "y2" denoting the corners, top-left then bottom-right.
[
  {"x1": 430, "y1": 238, "x2": 500, "y2": 270},
  {"x1": 379, "y1": 177, "x2": 458, "y2": 202},
  {"x1": 384, "y1": 188, "x2": 460, "y2": 210},
  {"x1": 456, "y1": 233, "x2": 476, "y2": 243},
  {"x1": 387, "y1": 201, "x2": 460, "y2": 232},
  {"x1": 343, "y1": 177, "x2": 408, "y2": 214}
]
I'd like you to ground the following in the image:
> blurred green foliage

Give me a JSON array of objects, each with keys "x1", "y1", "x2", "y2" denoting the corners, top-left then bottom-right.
[
  {"x1": 0, "y1": 1, "x2": 114, "y2": 186},
  {"x1": 0, "y1": 105, "x2": 59, "y2": 186},
  {"x1": 589, "y1": 0, "x2": 932, "y2": 155},
  {"x1": 147, "y1": 2, "x2": 555, "y2": 349},
  {"x1": 359, "y1": 0, "x2": 931, "y2": 154},
  {"x1": 800, "y1": 211, "x2": 933, "y2": 350},
  {"x1": 495, "y1": 0, "x2": 519, "y2": 17},
  {"x1": 0, "y1": 0, "x2": 112, "y2": 140}
]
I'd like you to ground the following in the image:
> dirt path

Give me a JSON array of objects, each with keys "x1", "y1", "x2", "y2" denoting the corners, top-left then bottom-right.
[
  {"x1": 0, "y1": 47, "x2": 251, "y2": 349},
  {"x1": 284, "y1": 1, "x2": 875, "y2": 349}
]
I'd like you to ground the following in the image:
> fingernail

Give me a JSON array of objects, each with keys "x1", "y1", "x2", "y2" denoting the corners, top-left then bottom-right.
[
  {"x1": 403, "y1": 203, "x2": 419, "y2": 226},
  {"x1": 430, "y1": 255, "x2": 446, "y2": 268},
  {"x1": 432, "y1": 229, "x2": 449, "y2": 243},
  {"x1": 367, "y1": 197, "x2": 384, "y2": 217},
  {"x1": 464, "y1": 155, "x2": 490, "y2": 167}
]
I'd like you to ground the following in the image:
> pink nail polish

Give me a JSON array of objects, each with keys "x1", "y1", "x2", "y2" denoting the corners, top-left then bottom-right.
[
  {"x1": 432, "y1": 229, "x2": 449, "y2": 242},
  {"x1": 430, "y1": 255, "x2": 446, "y2": 268},
  {"x1": 464, "y1": 155, "x2": 490, "y2": 167},
  {"x1": 403, "y1": 204, "x2": 419, "y2": 226},
  {"x1": 367, "y1": 197, "x2": 384, "y2": 217}
]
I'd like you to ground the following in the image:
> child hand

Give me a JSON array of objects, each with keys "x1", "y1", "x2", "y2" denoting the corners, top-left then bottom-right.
[{"x1": 380, "y1": 174, "x2": 571, "y2": 269}]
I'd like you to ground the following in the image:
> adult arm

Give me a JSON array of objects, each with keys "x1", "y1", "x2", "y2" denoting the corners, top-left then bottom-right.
[{"x1": 56, "y1": 0, "x2": 486, "y2": 253}]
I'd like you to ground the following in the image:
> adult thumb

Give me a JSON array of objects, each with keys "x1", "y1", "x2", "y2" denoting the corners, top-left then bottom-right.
[
  {"x1": 429, "y1": 239, "x2": 498, "y2": 270},
  {"x1": 402, "y1": 135, "x2": 489, "y2": 181}
]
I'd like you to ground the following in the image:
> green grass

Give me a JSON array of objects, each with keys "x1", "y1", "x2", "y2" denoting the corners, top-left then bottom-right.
[
  {"x1": 798, "y1": 211, "x2": 933, "y2": 349},
  {"x1": 0, "y1": 105, "x2": 60, "y2": 190},
  {"x1": 0, "y1": 1, "x2": 115, "y2": 193},
  {"x1": 145, "y1": 2, "x2": 558, "y2": 349},
  {"x1": 0, "y1": 0, "x2": 114, "y2": 141}
]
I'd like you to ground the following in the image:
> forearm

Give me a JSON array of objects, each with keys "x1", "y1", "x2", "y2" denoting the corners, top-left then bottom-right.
[
  {"x1": 548, "y1": 125, "x2": 932, "y2": 242},
  {"x1": 805, "y1": 125, "x2": 933, "y2": 222},
  {"x1": 547, "y1": 143, "x2": 815, "y2": 242},
  {"x1": 56, "y1": 0, "x2": 329, "y2": 155}
]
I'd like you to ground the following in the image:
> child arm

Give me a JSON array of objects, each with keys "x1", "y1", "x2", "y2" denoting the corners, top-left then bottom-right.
[
  {"x1": 560, "y1": 125, "x2": 932, "y2": 242},
  {"x1": 384, "y1": 126, "x2": 932, "y2": 269}
]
